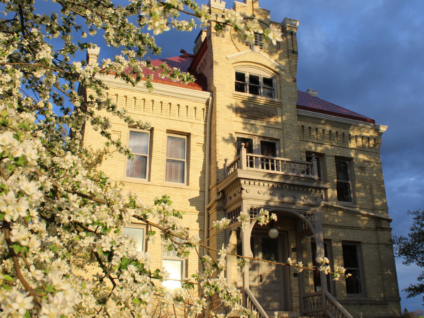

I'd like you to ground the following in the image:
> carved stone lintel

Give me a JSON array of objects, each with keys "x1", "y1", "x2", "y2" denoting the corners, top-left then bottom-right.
[{"x1": 235, "y1": 103, "x2": 278, "y2": 122}]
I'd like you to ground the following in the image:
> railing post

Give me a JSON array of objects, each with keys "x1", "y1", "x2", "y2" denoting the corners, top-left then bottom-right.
[
  {"x1": 240, "y1": 143, "x2": 246, "y2": 170},
  {"x1": 312, "y1": 153, "x2": 319, "y2": 180},
  {"x1": 224, "y1": 158, "x2": 228, "y2": 177}
]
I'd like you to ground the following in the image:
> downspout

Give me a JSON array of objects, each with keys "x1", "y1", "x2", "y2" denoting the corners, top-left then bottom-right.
[{"x1": 204, "y1": 96, "x2": 213, "y2": 248}]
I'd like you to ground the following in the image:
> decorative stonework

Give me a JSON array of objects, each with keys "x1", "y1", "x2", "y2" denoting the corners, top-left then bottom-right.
[
  {"x1": 235, "y1": 103, "x2": 278, "y2": 122},
  {"x1": 281, "y1": 17, "x2": 299, "y2": 32},
  {"x1": 209, "y1": 0, "x2": 225, "y2": 10}
]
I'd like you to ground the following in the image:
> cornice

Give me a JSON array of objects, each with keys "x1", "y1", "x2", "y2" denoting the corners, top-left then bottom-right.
[
  {"x1": 297, "y1": 109, "x2": 388, "y2": 133},
  {"x1": 323, "y1": 202, "x2": 392, "y2": 221},
  {"x1": 98, "y1": 75, "x2": 212, "y2": 103}
]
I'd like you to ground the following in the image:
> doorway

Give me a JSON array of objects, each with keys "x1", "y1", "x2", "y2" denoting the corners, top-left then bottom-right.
[{"x1": 249, "y1": 232, "x2": 290, "y2": 311}]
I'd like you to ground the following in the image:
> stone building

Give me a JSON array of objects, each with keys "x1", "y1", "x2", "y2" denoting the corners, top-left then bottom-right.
[{"x1": 81, "y1": 0, "x2": 401, "y2": 316}]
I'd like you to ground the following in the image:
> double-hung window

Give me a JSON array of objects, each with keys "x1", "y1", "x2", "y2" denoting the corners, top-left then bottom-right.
[
  {"x1": 162, "y1": 238, "x2": 185, "y2": 289},
  {"x1": 165, "y1": 135, "x2": 187, "y2": 184},
  {"x1": 126, "y1": 131, "x2": 149, "y2": 179},
  {"x1": 342, "y1": 243, "x2": 363, "y2": 295},
  {"x1": 123, "y1": 225, "x2": 145, "y2": 251},
  {"x1": 336, "y1": 160, "x2": 352, "y2": 202},
  {"x1": 235, "y1": 71, "x2": 275, "y2": 98}
]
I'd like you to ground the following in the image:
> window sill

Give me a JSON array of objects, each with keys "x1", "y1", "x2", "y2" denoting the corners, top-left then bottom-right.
[
  {"x1": 339, "y1": 297, "x2": 388, "y2": 305},
  {"x1": 122, "y1": 177, "x2": 150, "y2": 184},
  {"x1": 232, "y1": 92, "x2": 280, "y2": 103},
  {"x1": 337, "y1": 201, "x2": 359, "y2": 208},
  {"x1": 161, "y1": 182, "x2": 191, "y2": 189}
]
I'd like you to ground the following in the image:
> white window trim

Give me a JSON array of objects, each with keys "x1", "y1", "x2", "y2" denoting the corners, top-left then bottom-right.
[
  {"x1": 124, "y1": 129, "x2": 151, "y2": 181},
  {"x1": 123, "y1": 223, "x2": 147, "y2": 252},
  {"x1": 342, "y1": 242, "x2": 365, "y2": 297},
  {"x1": 165, "y1": 134, "x2": 188, "y2": 185},
  {"x1": 234, "y1": 70, "x2": 277, "y2": 99}
]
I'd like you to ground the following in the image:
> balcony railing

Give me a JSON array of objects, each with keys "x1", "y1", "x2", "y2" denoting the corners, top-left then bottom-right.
[{"x1": 224, "y1": 143, "x2": 319, "y2": 180}]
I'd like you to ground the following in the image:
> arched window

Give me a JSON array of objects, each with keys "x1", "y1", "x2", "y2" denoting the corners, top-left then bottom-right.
[{"x1": 234, "y1": 67, "x2": 276, "y2": 98}]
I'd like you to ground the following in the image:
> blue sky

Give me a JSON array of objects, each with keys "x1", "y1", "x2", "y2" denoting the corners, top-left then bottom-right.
[{"x1": 17, "y1": 0, "x2": 424, "y2": 311}]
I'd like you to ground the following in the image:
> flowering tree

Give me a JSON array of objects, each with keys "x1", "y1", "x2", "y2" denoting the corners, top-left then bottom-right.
[
  {"x1": 0, "y1": 0, "x2": 349, "y2": 316},
  {"x1": 394, "y1": 210, "x2": 424, "y2": 305}
]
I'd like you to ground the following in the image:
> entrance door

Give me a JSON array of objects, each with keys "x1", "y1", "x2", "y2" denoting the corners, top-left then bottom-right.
[{"x1": 249, "y1": 232, "x2": 289, "y2": 311}]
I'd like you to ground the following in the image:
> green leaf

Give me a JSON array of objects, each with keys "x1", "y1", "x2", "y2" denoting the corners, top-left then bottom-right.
[
  {"x1": 45, "y1": 285, "x2": 55, "y2": 293},
  {"x1": 14, "y1": 155, "x2": 25, "y2": 166},
  {"x1": 24, "y1": 310, "x2": 30, "y2": 318},
  {"x1": 11, "y1": 244, "x2": 22, "y2": 254},
  {"x1": 132, "y1": 298, "x2": 141, "y2": 304},
  {"x1": 3, "y1": 275, "x2": 13, "y2": 282},
  {"x1": 50, "y1": 244, "x2": 57, "y2": 253},
  {"x1": 0, "y1": 212, "x2": 4, "y2": 221},
  {"x1": 120, "y1": 257, "x2": 130, "y2": 270}
]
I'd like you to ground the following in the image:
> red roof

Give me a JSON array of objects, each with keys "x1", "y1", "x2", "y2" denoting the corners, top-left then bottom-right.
[
  {"x1": 296, "y1": 90, "x2": 375, "y2": 124},
  {"x1": 135, "y1": 51, "x2": 375, "y2": 123},
  {"x1": 145, "y1": 51, "x2": 207, "y2": 91}
]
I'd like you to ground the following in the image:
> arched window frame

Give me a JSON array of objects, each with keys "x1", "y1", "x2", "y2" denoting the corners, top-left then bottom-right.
[{"x1": 234, "y1": 66, "x2": 277, "y2": 99}]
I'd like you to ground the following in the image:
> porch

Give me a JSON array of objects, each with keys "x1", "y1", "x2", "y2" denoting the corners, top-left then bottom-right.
[{"x1": 216, "y1": 146, "x2": 353, "y2": 318}]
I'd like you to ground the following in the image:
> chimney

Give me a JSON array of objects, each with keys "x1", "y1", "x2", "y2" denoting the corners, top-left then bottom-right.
[
  {"x1": 87, "y1": 46, "x2": 100, "y2": 65},
  {"x1": 306, "y1": 89, "x2": 318, "y2": 97}
]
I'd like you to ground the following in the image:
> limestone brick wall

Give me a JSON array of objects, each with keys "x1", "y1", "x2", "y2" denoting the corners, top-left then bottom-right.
[
  {"x1": 297, "y1": 114, "x2": 400, "y2": 316},
  {"x1": 82, "y1": 79, "x2": 210, "y2": 280}
]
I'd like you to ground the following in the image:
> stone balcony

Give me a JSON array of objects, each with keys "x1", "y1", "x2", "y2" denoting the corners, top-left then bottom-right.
[{"x1": 217, "y1": 145, "x2": 329, "y2": 213}]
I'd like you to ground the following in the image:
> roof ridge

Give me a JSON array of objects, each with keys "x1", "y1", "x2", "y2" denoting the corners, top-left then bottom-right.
[
  {"x1": 297, "y1": 90, "x2": 375, "y2": 123},
  {"x1": 297, "y1": 90, "x2": 367, "y2": 118}
]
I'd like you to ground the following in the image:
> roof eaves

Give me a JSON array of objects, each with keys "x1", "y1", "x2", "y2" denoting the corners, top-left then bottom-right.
[{"x1": 296, "y1": 105, "x2": 375, "y2": 124}]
